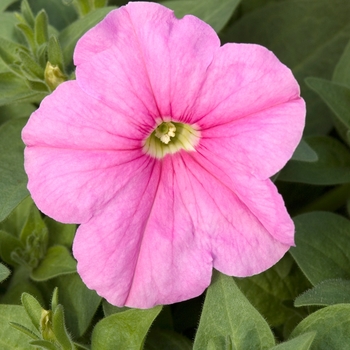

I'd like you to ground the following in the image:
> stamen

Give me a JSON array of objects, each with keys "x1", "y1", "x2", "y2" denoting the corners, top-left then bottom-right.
[
  {"x1": 155, "y1": 122, "x2": 176, "y2": 144},
  {"x1": 143, "y1": 120, "x2": 200, "y2": 158}
]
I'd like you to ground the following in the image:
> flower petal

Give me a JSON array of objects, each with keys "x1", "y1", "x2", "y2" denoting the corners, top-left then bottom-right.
[
  {"x1": 74, "y1": 150, "x2": 292, "y2": 308},
  {"x1": 73, "y1": 157, "x2": 213, "y2": 308},
  {"x1": 22, "y1": 81, "x2": 150, "y2": 223},
  {"x1": 173, "y1": 152, "x2": 293, "y2": 276},
  {"x1": 193, "y1": 43, "x2": 305, "y2": 178},
  {"x1": 74, "y1": 2, "x2": 220, "y2": 122}
]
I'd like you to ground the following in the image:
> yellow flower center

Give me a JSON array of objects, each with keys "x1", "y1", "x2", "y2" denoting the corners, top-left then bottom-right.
[{"x1": 143, "y1": 121, "x2": 200, "y2": 158}]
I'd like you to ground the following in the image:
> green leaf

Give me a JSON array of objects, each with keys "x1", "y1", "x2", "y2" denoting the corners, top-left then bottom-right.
[
  {"x1": 234, "y1": 256, "x2": 310, "y2": 328},
  {"x1": 161, "y1": 0, "x2": 241, "y2": 33},
  {"x1": 291, "y1": 139, "x2": 318, "y2": 162},
  {"x1": 91, "y1": 306, "x2": 162, "y2": 350},
  {"x1": 18, "y1": 50, "x2": 44, "y2": 79},
  {"x1": 193, "y1": 271, "x2": 275, "y2": 349},
  {"x1": 34, "y1": 10, "x2": 49, "y2": 46},
  {"x1": 44, "y1": 217, "x2": 76, "y2": 248},
  {"x1": 0, "y1": 118, "x2": 30, "y2": 222},
  {"x1": 28, "y1": 0, "x2": 78, "y2": 31},
  {"x1": 145, "y1": 329, "x2": 192, "y2": 350},
  {"x1": 17, "y1": 22, "x2": 35, "y2": 51},
  {"x1": 0, "y1": 230, "x2": 22, "y2": 265},
  {"x1": 278, "y1": 136, "x2": 350, "y2": 185},
  {"x1": 224, "y1": 0, "x2": 350, "y2": 135},
  {"x1": 0, "y1": 196, "x2": 33, "y2": 237},
  {"x1": 295, "y1": 279, "x2": 350, "y2": 307},
  {"x1": 270, "y1": 332, "x2": 316, "y2": 350},
  {"x1": 291, "y1": 304, "x2": 350, "y2": 349},
  {"x1": 19, "y1": 204, "x2": 47, "y2": 247},
  {"x1": 0, "y1": 263, "x2": 10, "y2": 283},
  {"x1": 0, "y1": 72, "x2": 46, "y2": 106},
  {"x1": 102, "y1": 300, "x2": 130, "y2": 316},
  {"x1": 0, "y1": 305, "x2": 38, "y2": 349},
  {"x1": 10, "y1": 322, "x2": 40, "y2": 340},
  {"x1": 51, "y1": 287, "x2": 59, "y2": 312},
  {"x1": 0, "y1": 0, "x2": 18, "y2": 12},
  {"x1": 47, "y1": 36, "x2": 65, "y2": 72},
  {"x1": 0, "y1": 13, "x2": 19, "y2": 42},
  {"x1": 206, "y1": 336, "x2": 233, "y2": 350},
  {"x1": 52, "y1": 305, "x2": 74, "y2": 349},
  {"x1": 50, "y1": 273, "x2": 102, "y2": 338},
  {"x1": 290, "y1": 212, "x2": 350, "y2": 285},
  {"x1": 1, "y1": 267, "x2": 44, "y2": 305},
  {"x1": 20, "y1": 0, "x2": 35, "y2": 28},
  {"x1": 59, "y1": 7, "x2": 115, "y2": 70},
  {"x1": 74, "y1": 0, "x2": 94, "y2": 16},
  {"x1": 29, "y1": 339, "x2": 57, "y2": 350},
  {"x1": 31, "y1": 245, "x2": 76, "y2": 281},
  {"x1": 0, "y1": 37, "x2": 28, "y2": 74},
  {"x1": 94, "y1": 0, "x2": 108, "y2": 8},
  {"x1": 333, "y1": 38, "x2": 350, "y2": 87},
  {"x1": 21, "y1": 293, "x2": 43, "y2": 332},
  {"x1": 0, "y1": 103, "x2": 36, "y2": 125},
  {"x1": 306, "y1": 78, "x2": 350, "y2": 146}
]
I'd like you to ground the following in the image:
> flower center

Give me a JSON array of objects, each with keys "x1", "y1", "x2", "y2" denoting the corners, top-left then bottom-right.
[
  {"x1": 143, "y1": 120, "x2": 200, "y2": 158},
  {"x1": 155, "y1": 122, "x2": 176, "y2": 144}
]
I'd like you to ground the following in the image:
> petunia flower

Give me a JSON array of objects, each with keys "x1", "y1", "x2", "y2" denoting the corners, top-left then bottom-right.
[{"x1": 22, "y1": 2, "x2": 305, "y2": 308}]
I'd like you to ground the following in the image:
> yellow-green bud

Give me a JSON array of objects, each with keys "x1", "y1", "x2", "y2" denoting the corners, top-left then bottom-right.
[{"x1": 44, "y1": 62, "x2": 66, "y2": 91}]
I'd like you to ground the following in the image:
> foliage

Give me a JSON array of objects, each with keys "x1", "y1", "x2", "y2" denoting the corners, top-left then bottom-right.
[{"x1": 1, "y1": 0, "x2": 350, "y2": 348}]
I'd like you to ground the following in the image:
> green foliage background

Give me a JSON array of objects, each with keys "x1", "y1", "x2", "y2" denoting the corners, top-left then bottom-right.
[{"x1": 1, "y1": 0, "x2": 350, "y2": 349}]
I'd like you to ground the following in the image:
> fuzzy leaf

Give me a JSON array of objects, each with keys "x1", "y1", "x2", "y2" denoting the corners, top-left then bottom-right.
[
  {"x1": 291, "y1": 304, "x2": 350, "y2": 349},
  {"x1": 0, "y1": 263, "x2": 10, "y2": 283},
  {"x1": 234, "y1": 256, "x2": 310, "y2": 328},
  {"x1": 279, "y1": 136, "x2": 350, "y2": 185},
  {"x1": 0, "y1": 118, "x2": 30, "y2": 222},
  {"x1": 193, "y1": 271, "x2": 275, "y2": 349},
  {"x1": 291, "y1": 212, "x2": 350, "y2": 285},
  {"x1": 47, "y1": 36, "x2": 65, "y2": 71},
  {"x1": 20, "y1": 0, "x2": 35, "y2": 28},
  {"x1": 28, "y1": 0, "x2": 77, "y2": 31},
  {"x1": 31, "y1": 245, "x2": 76, "y2": 281},
  {"x1": 0, "y1": 72, "x2": 46, "y2": 106},
  {"x1": 52, "y1": 305, "x2": 74, "y2": 349},
  {"x1": 291, "y1": 139, "x2": 318, "y2": 162},
  {"x1": 333, "y1": 38, "x2": 350, "y2": 87},
  {"x1": 161, "y1": 0, "x2": 241, "y2": 33},
  {"x1": 270, "y1": 332, "x2": 316, "y2": 350},
  {"x1": 0, "y1": 230, "x2": 22, "y2": 265},
  {"x1": 0, "y1": 305, "x2": 38, "y2": 349},
  {"x1": 91, "y1": 306, "x2": 162, "y2": 350},
  {"x1": 306, "y1": 78, "x2": 350, "y2": 146},
  {"x1": 21, "y1": 293, "x2": 43, "y2": 332},
  {"x1": 295, "y1": 279, "x2": 350, "y2": 307},
  {"x1": 50, "y1": 273, "x2": 102, "y2": 338},
  {"x1": 29, "y1": 340, "x2": 57, "y2": 350},
  {"x1": 34, "y1": 10, "x2": 49, "y2": 46},
  {"x1": 0, "y1": 0, "x2": 17, "y2": 12},
  {"x1": 44, "y1": 217, "x2": 76, "y2": 249},
  {"x1": 224, "y1": 0, "x2": 350, "y2": 135}
]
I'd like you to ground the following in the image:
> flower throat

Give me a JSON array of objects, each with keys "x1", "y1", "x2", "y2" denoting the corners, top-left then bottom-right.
[{"x1": 143, "y1": 120, "x2": 200, "y2": 158}]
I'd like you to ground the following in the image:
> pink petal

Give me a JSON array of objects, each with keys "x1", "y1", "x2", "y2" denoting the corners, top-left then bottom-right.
[
  {"x1": 74, "y1": 2, "x2": 220, "y2": 122},
  {"x1": 22, "y1": 81, "x2": 150, "y2": 223},
  {"x1": 73, "y1": 157, "x2": 213, "y2": 308},
  {"x1": 173, "y1": 152, "x2": 293, "y2": 276},
  {"x1": 74, "y1": 151, "x2": 292, "y2": 308},
  {"x1": 193, "y1": 43, "x2": 305, "y2": 178}
]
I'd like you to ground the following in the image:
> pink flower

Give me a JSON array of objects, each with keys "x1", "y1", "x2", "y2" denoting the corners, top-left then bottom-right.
[{"x1": 22, "y1": 2, "x2": 305, "y2": 308}]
